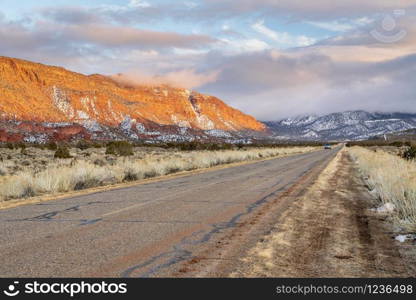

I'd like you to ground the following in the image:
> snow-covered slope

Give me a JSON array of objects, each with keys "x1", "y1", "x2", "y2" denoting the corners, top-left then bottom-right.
[{"x1": 264, "y1": 111, "x2": 416, "y2": 141}]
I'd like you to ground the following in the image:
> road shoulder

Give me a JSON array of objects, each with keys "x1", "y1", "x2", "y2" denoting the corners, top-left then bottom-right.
[
  {"x1": 168, "y1": 148, "x2": 339, "y2": 277},
  {"x1": 229, "y1": 149, "x2": 414, "y2": 277}
]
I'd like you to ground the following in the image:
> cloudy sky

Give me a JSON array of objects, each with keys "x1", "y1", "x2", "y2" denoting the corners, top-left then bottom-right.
[{"x1": 1, "y1": 0, "x2": 415, "y2": 120}]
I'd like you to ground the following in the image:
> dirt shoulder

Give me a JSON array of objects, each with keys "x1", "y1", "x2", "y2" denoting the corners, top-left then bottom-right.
[{"x1": 230, "y1": 149, "x2": 415, "y2": 277}]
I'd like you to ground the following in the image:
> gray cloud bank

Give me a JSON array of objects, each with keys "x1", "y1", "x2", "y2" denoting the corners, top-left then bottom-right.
[{"x1": 0, "y1": 0, "x2": 415, "y2": 120}]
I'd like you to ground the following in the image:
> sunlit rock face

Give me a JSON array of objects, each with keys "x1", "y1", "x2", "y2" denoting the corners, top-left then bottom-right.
[{"x1": 0, "y1": 56, "x2": 265, "y2": 142}]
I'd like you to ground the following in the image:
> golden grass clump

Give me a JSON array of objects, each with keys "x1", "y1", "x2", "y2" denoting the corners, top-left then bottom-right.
[{"x1": 349, "y1": 146, "x2": 416, "y2": 230}]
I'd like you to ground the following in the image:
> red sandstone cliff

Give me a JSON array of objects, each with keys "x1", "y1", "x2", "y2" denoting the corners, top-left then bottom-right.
[{"x1": 0, "y1": 56, "x2": 265, "y2": 135}]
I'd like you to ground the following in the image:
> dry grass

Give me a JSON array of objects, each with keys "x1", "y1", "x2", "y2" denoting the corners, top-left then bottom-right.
[
  {"x1": 349, "y1": 146, "x2": 416, "y2": 230},
  {"x1": 0, "y1": 146, "x2": 317, "y2": 202}
]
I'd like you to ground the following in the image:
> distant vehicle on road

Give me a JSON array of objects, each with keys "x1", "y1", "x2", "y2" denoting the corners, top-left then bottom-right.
[{"x1": 324, "y1": 144, "x2": 332, "y2": 149}]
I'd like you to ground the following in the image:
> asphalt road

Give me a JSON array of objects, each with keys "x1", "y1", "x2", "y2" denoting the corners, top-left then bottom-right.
[{"x1": 0, "y1": 148, "x2": 339, "y2": 277}]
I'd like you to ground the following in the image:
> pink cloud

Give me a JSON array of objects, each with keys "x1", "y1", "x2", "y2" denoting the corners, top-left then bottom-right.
[
  {"x1": 67, "y1": 24, "x2": 216, "y2": 48},
  {"x1": 111, "y1": 69, "x2": 220, "y2": 89}
]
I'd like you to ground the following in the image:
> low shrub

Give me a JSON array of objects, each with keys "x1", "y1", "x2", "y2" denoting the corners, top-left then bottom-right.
[
  {"x1": 402, "y1": 145, "x2": 416, "y2": 161},
  {"x1": 389, "y1": 141, "x2": 403, "y2": 147},
  {"x1": 76, "y1": 140, "x2": 90, "y2": 150},
  {"x1": 92, "y1": 143, "x2": 103, "y2": 148},
  {"x1": 46, "y1": 142, "x2": 58, "y2": 151},
  {"x1": 20, "y1": 147, "x2": 28, "y2": 155},
  {"x1": 54, "y1": 147, "x2": 72, "y2": 159},
  {"x1": 106, "y1": 141, "x2": 134, "y2": 156}
]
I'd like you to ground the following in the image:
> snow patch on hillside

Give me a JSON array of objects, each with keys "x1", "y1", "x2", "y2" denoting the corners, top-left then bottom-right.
[
  {"x1": 265, "y1": 111, "x2": 416, "y2": 141},
  {"x1": 52, "y1": 86, "x2": 74, "y2": 119}
]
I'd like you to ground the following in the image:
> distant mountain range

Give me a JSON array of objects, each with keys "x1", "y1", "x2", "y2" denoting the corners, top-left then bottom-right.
[
  {"x1": 264, "y1": 111, "x2": 416, "y2": 141},
  {"x1": 2, "y1": 57, "x2": 415, "y2": 144}
]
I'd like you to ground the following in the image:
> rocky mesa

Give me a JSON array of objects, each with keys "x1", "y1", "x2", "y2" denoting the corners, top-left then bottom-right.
[{"x1": 0, "y1": 56, "x2": 265, "y2": 143}]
